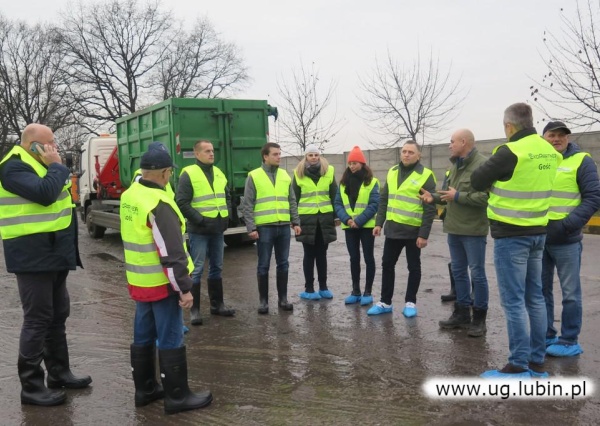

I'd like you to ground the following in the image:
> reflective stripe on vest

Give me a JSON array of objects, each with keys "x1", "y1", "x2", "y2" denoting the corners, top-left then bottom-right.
[
  {"x1": 134, "y1": 168, "x2": 175, "y2": 198},
  {"x1": 120, "y1": 182, "x2": 193, "y2": 288},
  {"x1": 295, "y1": 166, "x2": 334, "y2": 214},
  {"x1": 340, "y1": 178, "x2": 378, "y2": 229},
  {"x1": 487, "y1": 134, "x2": 561, "y2": 226},
  {"x1": 547, "y1": 152, "x2": 588, "y2": 220},
  {"x1": 181, "y1": 165, "x2": 229, "y2": 218},
  {"x1": 386, "y1": 166, "x2": 434, "y2": 226},
  {"x1": 0, "y1": 146, "x2": 73, "y2": 240},
  {"x1": 250, "y1": 167, "x2": 291, "y2": 225}
]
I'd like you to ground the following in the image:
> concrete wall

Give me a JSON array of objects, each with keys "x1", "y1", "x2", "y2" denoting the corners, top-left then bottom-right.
[{"x1": 282, "y1": 130, "x2": 600, "y2": 185}]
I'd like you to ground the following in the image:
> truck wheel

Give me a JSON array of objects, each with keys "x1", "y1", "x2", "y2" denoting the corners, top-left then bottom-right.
[
  {"x1": 86, "y1": 209, "x2": 106, "y2": 239},
  {"x1": 224, "y1": 234, "x2": 255, "y2": 247}
]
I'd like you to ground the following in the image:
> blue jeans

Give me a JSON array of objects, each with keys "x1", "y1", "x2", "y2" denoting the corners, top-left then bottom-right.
[
  {"x1": 494, "y1": 235, "x2": 547, "y2": 368},
  {"x1": 256, "y1": 225, "x2": 291, "y2": 276},
  {"x1": 344, "y1": 228, "x2": 376, "y2": 289},
  {"x1": 447, "y1": 234, "x2": 489, "y2": 310},
  {"x1": 541, "y1": 242, "x2": 583, "y2": 344},
  {"x1": 188, "y1": 232, "x2": 224, "y2": 283},
  {"x1": 133, "y1": 294, "x2": 184, "y2": 350}
]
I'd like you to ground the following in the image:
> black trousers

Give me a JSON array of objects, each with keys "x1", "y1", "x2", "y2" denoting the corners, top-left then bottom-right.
[
  {"x1": 302, "y1": 224, "x2": 329, "y2": 291},
  {"x1": 380, "y1": 238, "x2": 421, "y2": 305},
  {"x1": 16, "y1": 270, "x2": 70, "y2": 358}
]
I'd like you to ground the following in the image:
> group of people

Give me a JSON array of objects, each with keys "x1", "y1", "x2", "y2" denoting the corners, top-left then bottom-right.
[{"x1": 1, "y1": 101, "x2": 599, "y2": 414}]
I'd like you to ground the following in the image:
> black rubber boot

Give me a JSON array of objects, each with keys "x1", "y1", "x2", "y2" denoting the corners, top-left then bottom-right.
[
  {"x1": 441, "y1": 262, "x2": 457, "y2": 302},
  {"x1": 158, "y1": 346, "x2": 213, "y2": 415},
  {"x1": 208, "y1": 278, "x2": 235, "y2": 316},
  {"x1": 131, "y1": 344, "x2": 164, "y2": 407},
  {"x1": 19, "y1": 353, "x2": 66, "y2": 406},
  {"x1": 44, "y1": 336, "x2": 92, "y2": 389},
  {"x1": 276, "y1": 271, "x2": 293, "y2": 311},
  {"x1": 190, "y1": 283, "x2": 203, "y2": 325},
  {"x1": 258, "y1": 274, "x2": 269, "y2": 314},
  {"x1": 468, "y1": 307, "x2": 488, "y2": 337},
  {"x1": 439, "y1": 303, "x2": 471, "y2": 329}
]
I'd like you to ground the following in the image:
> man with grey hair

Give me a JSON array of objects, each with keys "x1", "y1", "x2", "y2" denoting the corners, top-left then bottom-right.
[{"x1": 472, "y1": 103, "x2": 561, "y2": 378}]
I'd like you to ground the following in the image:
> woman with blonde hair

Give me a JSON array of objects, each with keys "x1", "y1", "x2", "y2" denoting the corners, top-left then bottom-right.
[
  {"x1": 292, "y1": 144, "x2": 338, "y2": 300},
  {"x1": 334, "y1": 146, "x2": 379, "y2": 305}
]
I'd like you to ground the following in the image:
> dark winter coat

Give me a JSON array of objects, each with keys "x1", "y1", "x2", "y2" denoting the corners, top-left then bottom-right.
[
  {"x1": 0, "y1": 157, "x2": 82, "y2": 273},
  {"x1": 292, "y1": 164, "x2": 338, "y2": 245},
  {"x1": 546, "y1": 142, "x2": 600, "y2": 245}
]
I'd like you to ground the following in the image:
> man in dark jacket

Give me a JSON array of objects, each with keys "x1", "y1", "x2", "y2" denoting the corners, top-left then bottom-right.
[
  {"x1": 176, "y1": 140, "x2": 235, "y2": 326},
  {"x1": 0, "y1": 124, "x2": 90, "y2": 406},
  {"x1": 242, "y1": 142, "x2": 301, "y2": 314},
  {"x1": 541, "y1": 122, "x2": 600, "y2": 357},
  {"x1": 472, "y1": 103, "x2": 561, "y2": 379},
  {"x1": 368, "y1": 140, "x2": 437, "y2": 318}
]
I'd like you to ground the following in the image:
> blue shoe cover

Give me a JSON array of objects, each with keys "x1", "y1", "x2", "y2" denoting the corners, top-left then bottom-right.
[
  {"x1": 319, "y1": 289, "x2": 333, "y2": 299},
  {"x1": 545, "y1": 336, "x2": 559, "y2": 347},
  {"x1": 529, "y1": 370, "x2": 550, "y2": 379},
  {"x1": 300, "y1": 291, "x2": 321, "y2": 300},
  {"x1": 183, "y1": 325, "x2": 189, "y2": 334},
  {"x1": 360, "y1": 295, "x2": 373, "y2": 306},
  {"x1": 546, "y1": 343, "x2": 583, "y2": 357},
  {"x1": 367, "y1": 303, "x2": 393, "y2": 316},
  {"x1": 344, "y1": 294, "x2": 361, "y2": 304},
  {"x1": 402, "y1": 302, "x2": 417, "y2": 318},
  {"x1": 480, "y1": 369, "x2": 531, "y2": 379}
]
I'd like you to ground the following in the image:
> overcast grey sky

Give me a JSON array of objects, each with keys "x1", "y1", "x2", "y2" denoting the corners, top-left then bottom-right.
[{"x1": 3, "y1": 0, "x2": 578, "y2": 152}]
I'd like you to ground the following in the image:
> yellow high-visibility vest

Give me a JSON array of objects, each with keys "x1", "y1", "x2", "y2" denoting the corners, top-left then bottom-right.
[
  {"x1": 181, "y1": 164, "x2": 228, "y2": 218},
  {"x1": 121, "y1": 182, "x2": 193, "y2": 288},
  {"x1": 547, "y1": 152, "x2": 588, "y2": 220},
  {"x1": 385, "y1": 165, "x2": 435, "y2": 226},
  {"x1": 340, "y1": 178, "x2": 378, "y2": 229},
  {"x1": 488, "y1": 134, "x2": 561, "y2": 226},
  {"x1": 295, "y1": 166, "x2": 335, "y2": 214},
  {"x1": 0, "y1": 146, "x2": 73, "y2": 240},
  {"x1": 249, "y1": 167, "x2": 291, "y2": 225}
]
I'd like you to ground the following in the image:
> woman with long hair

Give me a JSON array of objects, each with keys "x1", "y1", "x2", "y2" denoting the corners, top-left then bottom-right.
[
  {"x1": 334, "y1": 146, "x2": 380, "y2": 305},
  {"x1": 292, "y1": 144, "x2": 338, "y2": 300}
]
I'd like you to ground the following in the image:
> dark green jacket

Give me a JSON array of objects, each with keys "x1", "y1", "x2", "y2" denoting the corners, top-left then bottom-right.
[{"x1": 434, "y1": 148, "x2": 489, "y2": 236}]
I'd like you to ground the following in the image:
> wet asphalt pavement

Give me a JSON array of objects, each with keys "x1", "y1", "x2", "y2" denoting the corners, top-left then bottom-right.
[{"x1": 1, "y1": 220, "x2": 599, "y2": 425}]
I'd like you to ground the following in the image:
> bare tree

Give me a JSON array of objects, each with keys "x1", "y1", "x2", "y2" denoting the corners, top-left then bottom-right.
[
  {"x1": 155, "y1": 17, "x2": 249, "y2": 99},
  {"x1": 530, "y1": 1, "x2": 600, "y2": 126},
  {"x1": 0, "y1": 16, "x2": 76, "y2": 155},
  {"x1": 59, "y1": 0, "x2": 172, "y2": 127},
  {"x1": 358, "y1": 51, "x2": 464, "y2": 148},
  {"x1": 276, "y1": 62, "x2": 342, "y2": 155}
]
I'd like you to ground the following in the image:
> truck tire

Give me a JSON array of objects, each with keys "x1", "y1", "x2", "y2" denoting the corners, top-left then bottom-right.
[
  {"x1": 86, "y1": 209, "x2": 106, "y2": 239},
  {"x1": 224, "y1": 234, "x2": 255, "y2": 247}
]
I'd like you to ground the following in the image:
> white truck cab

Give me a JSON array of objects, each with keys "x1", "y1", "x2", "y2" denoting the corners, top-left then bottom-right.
[{"x1": 78, "y1": 134, "x2": 117, "y2": 224}]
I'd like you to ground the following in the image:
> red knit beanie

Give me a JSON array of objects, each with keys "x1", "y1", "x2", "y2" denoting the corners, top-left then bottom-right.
[{"x1": 347, "y1": 146, "x2": 366, "y2": 164}]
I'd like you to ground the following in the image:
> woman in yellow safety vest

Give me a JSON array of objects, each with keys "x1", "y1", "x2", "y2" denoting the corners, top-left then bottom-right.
[
  {"x1": 334, "y1": 146, "x2": 380, "y2": 306},
  {"x1": 292, "y1": 144, "x2": 338, "y2": 300}
]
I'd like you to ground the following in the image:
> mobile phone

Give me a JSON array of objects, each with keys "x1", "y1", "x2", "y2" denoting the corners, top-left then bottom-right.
[{"x1": 31, "y1": 142, "x2": 44, "y2": 154}]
